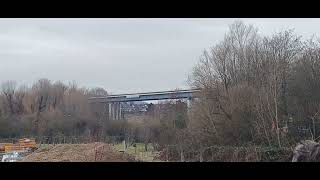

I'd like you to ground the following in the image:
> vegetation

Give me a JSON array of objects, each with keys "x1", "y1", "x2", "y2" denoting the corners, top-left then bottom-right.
[
  {"x1": 187, "y1": 21, "x2": 320, "y2": 151},
  {"x1": 1, "y1": 20, "x2": 320, "y2": 161},
  {"x1": 0, "y1": 79, "x2": 107, "y2": 139},
  {"x1": 113, "y1": 143, "x2": 159, "y2": 162}
]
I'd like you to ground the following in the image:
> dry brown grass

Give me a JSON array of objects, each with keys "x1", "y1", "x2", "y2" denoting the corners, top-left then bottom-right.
[{"x1": 21, "y1": 143, "x2": 136, "y2": 162}]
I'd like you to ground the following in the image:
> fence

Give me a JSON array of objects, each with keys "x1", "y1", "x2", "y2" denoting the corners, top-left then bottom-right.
[
  {"x1": 159, "y1": 144, "x2": 293, "y2": 162},
  {"x1": 0, "y1": 135, "x2": 125, "y2": 146},
  {"x1": 0, "y1": 136, "x2": 294, "y2": 162}
]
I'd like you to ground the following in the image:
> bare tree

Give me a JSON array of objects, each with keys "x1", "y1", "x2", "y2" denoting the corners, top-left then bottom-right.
[{"x1": 1, "y1": 81, "x2": 17, "y2": 114}]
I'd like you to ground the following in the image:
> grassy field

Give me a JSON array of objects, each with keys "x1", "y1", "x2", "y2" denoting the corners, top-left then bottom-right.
[
  {"x1": 113, "y1": 143, "x2": 161, "y2": 162},
  {"x1": 34, "y1": 142, "x2": 161, "y2": 162}
]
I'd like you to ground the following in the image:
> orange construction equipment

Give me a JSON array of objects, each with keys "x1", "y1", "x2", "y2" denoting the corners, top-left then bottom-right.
[
  {"x1": 0, "y1": 143, "x2": 14, "y2": 153},
  {"x1": 0, "y1": 138, "x2": 37, "y2": 153},
  {"x1": 18, "y1": 138, "x2": 37, "y2": 150},
  {"x1": 4, "y1": 145, "x2": 25, "y2": 153}
]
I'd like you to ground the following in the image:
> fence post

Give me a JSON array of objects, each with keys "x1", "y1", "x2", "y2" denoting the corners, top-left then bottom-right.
[
  {"x1": 180, "y1": 148, "x2": 185, "y2": 162},
  {"x1": 135, "y1": 145, "x2": 137, "y2": 154},
  {"x1": 166, "y1": 146, "x2": 169, "y2": 162},
  {"x1": 211, "y1": 148, "x2": 214, "y2": 161},
  {"x1": 39, "y1": 137, "x2": 42, "y2": 148},
  {"x1": 199, "y1": 149, "x2": 203, "y2": 162}
]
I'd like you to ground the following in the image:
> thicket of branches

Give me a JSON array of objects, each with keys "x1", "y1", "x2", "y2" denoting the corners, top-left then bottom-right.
[
  {"x1": 188, "y1": 20, "x2": 320, "y2": 148},
  {"x1": 0, "y1": 79, "x2": 107, "y2": 138},
  {"x1": 0, "y1": 78, "x2": 189, "y2": 149}
]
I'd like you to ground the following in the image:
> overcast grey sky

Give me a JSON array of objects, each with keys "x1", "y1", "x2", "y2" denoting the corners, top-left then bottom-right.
[{"x1": 1, "y1": 18, "x2": 320, "y2": 94}]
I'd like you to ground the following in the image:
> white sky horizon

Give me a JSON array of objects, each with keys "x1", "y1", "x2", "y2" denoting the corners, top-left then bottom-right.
[{"x1": 1, "y1": 18, "x2": 320, "y2": 94}]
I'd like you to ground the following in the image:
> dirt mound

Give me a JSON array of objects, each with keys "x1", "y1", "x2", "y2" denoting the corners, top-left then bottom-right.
[{"x1": 21, "y1": 143, "x2": 136, "y2": 162}]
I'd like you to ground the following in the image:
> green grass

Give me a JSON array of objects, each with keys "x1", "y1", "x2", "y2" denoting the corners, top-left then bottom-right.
[{"x1": 113, "y1": 143, "x2": 161, "y2": 162}]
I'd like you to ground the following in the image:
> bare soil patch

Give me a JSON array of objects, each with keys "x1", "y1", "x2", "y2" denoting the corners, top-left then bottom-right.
[{"x1": 21, "y1": 143, "x2": 136, "y2": 162}]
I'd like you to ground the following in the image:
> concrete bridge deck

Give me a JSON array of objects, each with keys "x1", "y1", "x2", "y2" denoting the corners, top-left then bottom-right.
[
  {"x1": 88, "y1": 89, "x2": 200, "y2": 120},
  {"x1": 88, "y1": 89, "x2": 200, "y2": 103}
]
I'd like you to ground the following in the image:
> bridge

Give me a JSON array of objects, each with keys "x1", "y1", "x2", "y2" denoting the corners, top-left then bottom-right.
[
  {"x1": 88, "y1": 89, "x2": 200, "y2": 120},
  {"x1": 88, "y1": 89, "x2": 200, "y2": 103}
]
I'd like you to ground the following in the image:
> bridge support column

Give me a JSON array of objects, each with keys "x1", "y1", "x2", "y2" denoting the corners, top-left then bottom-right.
[
  {"x1": 116, "y1": 102, "x2": 119, "y2": 120},
  {"x1": 109, "y1": 103, "x2": 111, "y2": 120},
  {"x1": 106, "y1": 103, "x2": 110, "y2": 122},
  {"x1": 119, "y1": 103, "x2": 122, "y2": 120},
  {"x1": 116, "y1": 102, "x2": 120, "y2": 120},
  {"x1": 109, "y1": 103, "x2": 113, "y2": 120},
  {"x1": 113, "y1": 103, "x2": 117, "y2": 120},
  {"x1": 108, "y1": 102, "x2": 123, "y2": 120},
  {"x1": 111, "y1": 103, "x2": 114, "y2": 120},
  {"x1": 114, "y1": 103, "x2": 117, "y2": 120}
]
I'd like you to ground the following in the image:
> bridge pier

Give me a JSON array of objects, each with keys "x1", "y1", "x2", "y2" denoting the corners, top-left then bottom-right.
[
  {"x1": 89, "y1": 89, "x2": 200, "y2": 121},
  {"x1": 106, "y1": 103, "x2": 110, "y2": 122},
  {"x1": 108, "y1": 102, "x2": 123, "y2": 120},
  {"x1": 114, "y1": 103, "x2": 117, "y2": 120},
  {"x1": 119, "y1": 103, "x2": 122, "y2": 119}
]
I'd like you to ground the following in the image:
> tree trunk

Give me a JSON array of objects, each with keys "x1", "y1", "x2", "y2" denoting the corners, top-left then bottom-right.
[{"x1": 274, "y1": 83, "x2": 281, "y2": 148}]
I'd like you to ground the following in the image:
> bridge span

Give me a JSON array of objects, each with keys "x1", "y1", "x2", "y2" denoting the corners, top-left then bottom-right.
[
  {"x1": 88, "y1": 89, "x2": 200, "y2": 120},
  {"x1": 88, "y1": 89, "x2": 200, "y2": 103}
]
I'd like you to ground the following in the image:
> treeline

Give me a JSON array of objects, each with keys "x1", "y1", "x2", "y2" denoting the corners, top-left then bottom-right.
[
  {"x1": 187, "y1": 20, "x2": 320, "y2": 149},
  {"x1": 1, "y1": 21, "x2": 319, "y2": 157},
  {"x1": 0, "y1": 78, "x2": 189, "y2": 148},
  {"x1": 0, "y1": 79, "x2": 107, "y2": 138}
]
